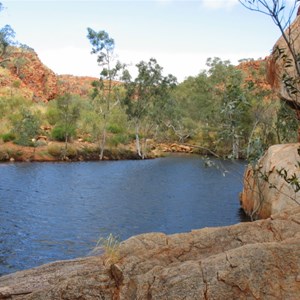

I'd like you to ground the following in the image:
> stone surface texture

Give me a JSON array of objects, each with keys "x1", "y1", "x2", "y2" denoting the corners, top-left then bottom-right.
[
  {"x1": 1, "y1": 207, "x2": 300, "y2": 300},
  {"x1": 267, "y1": 15, "x2": 300, "y2": 106},
  {"x1": 241, "y1": 143, "x2": 300, "y2": 219}
]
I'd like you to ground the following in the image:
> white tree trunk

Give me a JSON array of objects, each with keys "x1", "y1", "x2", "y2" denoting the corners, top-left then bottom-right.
[
  {"x1": 99, "y1": 118, "x2": 107, "y2": 160},
  {"x1": 135, "y1": 123, "x2": 142, "y2": 158}
]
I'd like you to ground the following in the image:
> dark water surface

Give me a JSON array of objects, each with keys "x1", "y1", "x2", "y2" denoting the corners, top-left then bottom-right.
[{"x1": 0, "y1": 154, "x2": 247, "y2": 276}]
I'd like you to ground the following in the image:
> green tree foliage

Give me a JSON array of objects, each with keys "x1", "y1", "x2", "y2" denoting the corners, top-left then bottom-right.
[
  {"x1": 219, "y1": 69, "x2": 251, "y2": 158},
  {"x1": 50, "y1": 94, "x2": 80, "y2": 157},
  {"x1": 0, "y1": 96, "x2": 35, "y2": 135},
  {"x1": 122, "y1": 58, "x2": 177, "y2": 158},
  {"x1": 87, "y1": 28, "x2": 125, "y2": 159},
  {"x1": 275, "y1": 101, "x2": 298, "y2": 143},
  {"x1": 0, "y1": 1, "x2": 17, "y2": 66},
  {"x1": 0, "y1": 2, "x2": 33, "y2": 73},
  {"x1": 0, "y1": 24, "x2": 16, "y2": 66},
  {"x1": 11, "y1": 107, "x2": 41, "y2": 146},
  {"x1": 173, "y1": 57, "x2": 281, "y2": 158}
]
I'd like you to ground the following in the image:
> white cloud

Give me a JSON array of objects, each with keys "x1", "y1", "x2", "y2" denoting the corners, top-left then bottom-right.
[
  {"x1": 36, "y1": 46, "x2": 100, "y2": 78},
  {"x1": 201, "y1": 0, "x2": 239, "y2": 10},
  {"x1": 119, "y1": 48, "x2": 268, "y2": 81},
  {"x1": 36, "y1": 46, "x2": 267, "y2": 83}
]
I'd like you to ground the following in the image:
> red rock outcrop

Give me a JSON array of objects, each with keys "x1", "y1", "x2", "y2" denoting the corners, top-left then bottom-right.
[
  {"x1": 0, "y1": 207, "x2": 300, "y2": 299},
  {"x1": 0, "y1": 47, "x2": 97, "y2": 102},
  {"x1": 267, "y1": 15, "x2": 300, "y2": 107},
  {"x1": 57, "y1": 75, "x2": 96, "y2": 98},
  {"x1": 4, "y1": 48, "x2": 58, "y2": 101},
  {"x1": 241, "y1": 14, "x2": 300, "y2": 220},
  {"x1": 237, "y1": 59, "x2": 272, "y2": 92}
]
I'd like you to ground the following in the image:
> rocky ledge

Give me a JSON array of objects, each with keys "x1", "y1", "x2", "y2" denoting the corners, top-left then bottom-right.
[{"x1": 1, "y1": 207, "x2": 300, "y2": 299}]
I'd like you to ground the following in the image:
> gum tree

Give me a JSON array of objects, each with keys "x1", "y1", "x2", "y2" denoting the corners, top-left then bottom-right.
[
  {"x1": 87, "y1": 28, "x2": 124, "y2": 159},
  {"x1": 52, "y1": 94, "x2": 80, "y2": 159},
  {"x1": 11, "y1": 107, "x2": 41, "y2": 146},
  {"x1": 122, "y1": 58, "x2": 177, "y2": 158}
]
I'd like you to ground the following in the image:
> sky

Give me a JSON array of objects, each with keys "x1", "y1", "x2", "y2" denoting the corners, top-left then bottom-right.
[{"x1": 0, "y1": 0, "x2": 297, "y2": 82}]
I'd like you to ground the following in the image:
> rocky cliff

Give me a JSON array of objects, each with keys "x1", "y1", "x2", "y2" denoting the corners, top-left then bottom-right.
[
  {"x1": 0, "y1": 207, "x2": 299, "y2": 300},
  {"x1": 0, "y1": 47, "x2": 270, "y2": 104},
  {"x1": 0, "y1": 47, "x2": 96, "y2": 102},
  {"x1": 237, "y1": 59, "x2": 272, "y2": 92},
  {"x1": 241, "y1": 13, "x2": 300, "y2": 219},
  {"x1": 267, "y1": 15, "x2": 300, "y2": 107},
  {"x1": 57, "y1": 75, "x2": 97, "y2": 98}
]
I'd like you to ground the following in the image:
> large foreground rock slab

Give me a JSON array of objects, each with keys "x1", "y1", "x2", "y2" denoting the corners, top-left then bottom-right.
[
  {"x1": 241, "y1": 143, "x2": 300, "y2": 219},
  {"x1": 1, "y1": 207, "x2": 300, "y2": 299}
]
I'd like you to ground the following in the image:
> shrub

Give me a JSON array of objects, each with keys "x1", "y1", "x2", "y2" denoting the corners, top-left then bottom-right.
[
  {"x1": 107, "y1": 124, "x2": 123, "y2": 134},
  {"x1": 1, "y1": 132, "x2": 15, "y2": 142},
  {"x1": 46, "y1": 107, "x2": 60, "y2": 126},
  {"x1": 80, "y1": 145, "x2": 98, "y2": 155},
  {"x1": 36, "y1": 139, "x2": 47, "y2": 147},
  {"x1": 65, "y1": 145, "x2": 77, "y2": 158},
  {"x1": 108, "y1": 134, "x2": 130, "y2": 147},
  {"x1": 47, "y1": 144, "x2": 62, "y2": 157},
  {"x1": 11, "y1": 108, "x2": 41, "y2": 146},
  {"x1": 47, "y1": 143, "x2": 78, "y2": 159},
  {"x1": 5, "y1": 149, "x2": 23, "y2": 159},
  {"x1": 51, "y1": 126, "x2": 75, "y2": 142}
]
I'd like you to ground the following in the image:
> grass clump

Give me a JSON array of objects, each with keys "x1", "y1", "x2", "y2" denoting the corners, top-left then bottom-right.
[
  {"x1": 93, "y1": 233, "x2": 120, "y2": 265},
  {"x1": 47, "y1": 143, "x2": 78, "y2": 159},
  {"x1": 47, "y1": 144, "x2": 62, "y2": 157},
  {"x1": 65, "y1": 144, "x2": 77, "y2": 158}
]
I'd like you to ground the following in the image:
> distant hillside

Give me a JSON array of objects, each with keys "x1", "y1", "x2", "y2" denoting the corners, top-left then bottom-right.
[
  {"x1": 0, "y1": 47, "x2": 272, "y2": 102},
  {"x1": 0, "y1": 47, "x2": 97, "y2": 102},
  {"x1": 57, "y1": 75, "x2": 98, "y2": 99}
]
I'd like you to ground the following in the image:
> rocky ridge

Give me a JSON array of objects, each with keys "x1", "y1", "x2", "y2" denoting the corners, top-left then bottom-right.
[
  {"x1": 0, "y1": 48, "x2": 96, "y2": 102},
  {"x1": 0, "y1": 47, "x2": 271, "y2": 103},
  {"x1": 0, "y1": 207, "x2": 299, "y2": 299}
]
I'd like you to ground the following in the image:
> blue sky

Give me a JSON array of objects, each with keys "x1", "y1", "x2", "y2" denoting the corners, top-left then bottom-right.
[{"x1": 0, "y1": 0, "x2": 295, "y2": 82}]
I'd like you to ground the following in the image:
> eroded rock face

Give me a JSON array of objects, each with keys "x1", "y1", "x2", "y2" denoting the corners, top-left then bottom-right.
[
  {"x1": 6, "y1": 49, "x2": 58, "y2": 102},
  {"x1": 1, "y1": 207, "x2": 300, "y2": 299},
  {"x1": 57, "y1": 75, "x2": 96, "y2": 98},
  {"x1": 267, "y1": 15, "x2": 300, "y2": 106},
  {"x1": 241, "y1": 143, "x2": 300, "y2": 219},
  {"x1": 0, "y1": 48, "x2": 98, "y2": 102}
]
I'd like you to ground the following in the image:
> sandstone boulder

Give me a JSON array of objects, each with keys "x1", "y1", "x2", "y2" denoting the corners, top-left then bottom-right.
[
  {"x1": 1, "y1": 207, "x2": 300, "y2": 299},
  {"x1": 241, "y1": 143, "x2": 300, "y2": 219}
]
